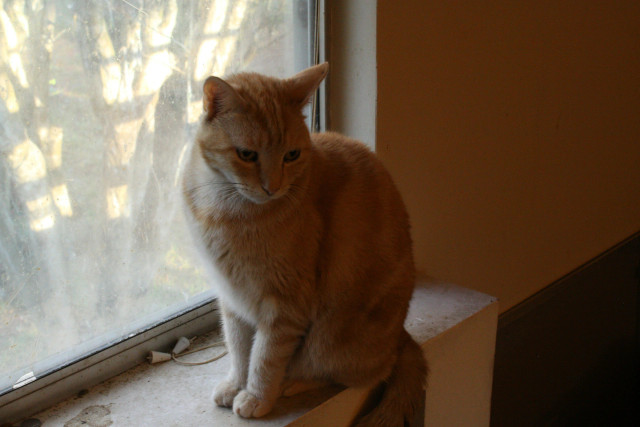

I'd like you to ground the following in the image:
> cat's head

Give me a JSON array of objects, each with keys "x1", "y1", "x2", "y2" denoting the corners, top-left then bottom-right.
[{"x1": 195, "y1": 63, "x2": 328, "y2": 205}]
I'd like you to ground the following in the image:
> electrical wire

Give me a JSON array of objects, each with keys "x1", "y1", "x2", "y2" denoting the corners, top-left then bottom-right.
[{"x1": 171, "y1": 340, "x2": 227, "y2": 366}]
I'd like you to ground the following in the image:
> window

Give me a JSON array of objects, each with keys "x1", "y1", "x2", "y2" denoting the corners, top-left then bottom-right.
[{"x1": 1, "y1": 0, "x2": 318, "y2": 416}]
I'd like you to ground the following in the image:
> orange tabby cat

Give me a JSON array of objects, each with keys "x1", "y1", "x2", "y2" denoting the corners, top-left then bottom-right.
[{"x1": 182, "y1": 63, "x2": 427, "y2": 426}]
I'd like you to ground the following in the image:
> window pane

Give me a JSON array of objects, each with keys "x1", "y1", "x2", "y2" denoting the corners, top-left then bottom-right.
[{"x1": 0, "y1": 0, "x2": 314, "y2": 395}]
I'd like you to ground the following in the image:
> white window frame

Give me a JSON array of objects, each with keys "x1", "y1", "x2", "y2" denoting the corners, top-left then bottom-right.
[
  {"x1": 324, "y1": 0, "x2": 377, "y2": 147},
  {"x1": 0, "y1": 0, "x2": 377, "y2": 421}
]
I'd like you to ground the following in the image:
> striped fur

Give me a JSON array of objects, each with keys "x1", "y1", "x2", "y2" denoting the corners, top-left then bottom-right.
[{"x1": 183, "y1": 63, "x2": 427, "y2": 425}]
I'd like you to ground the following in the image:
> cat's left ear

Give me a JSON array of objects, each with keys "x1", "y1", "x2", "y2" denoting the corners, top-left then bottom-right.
[{"x1": 286, "y1": 62, "x2": 329, "y2": 108}]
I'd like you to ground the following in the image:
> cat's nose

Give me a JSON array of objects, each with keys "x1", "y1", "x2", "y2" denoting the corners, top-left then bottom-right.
[
  {"x1": 261, "y1": 186, "x2": 274, "y2": 196},
  {"x1": 260, "y1": 170, "x2": 282, "y2": 196}
]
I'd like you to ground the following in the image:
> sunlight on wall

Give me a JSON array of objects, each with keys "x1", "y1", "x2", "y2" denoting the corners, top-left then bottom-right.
[
  {"x1": 188, "y1": 100, "x2": 203, "y2": 124},
  {"x1": 195, "y1": 39, "x2": 219, "y2": 81},
  {"x1": 147, "y1": 2, "x2": 178, "y2": 47},
  {"x1": 26, "y1": 195, "x2": 56, "y2": 232},
  {"x1": 0, "y1": 10, "x2": 29, "y2": 89},
  {"x1": 106, "y1": 185, "x2": 130, "y2": 219},
  {"x1": 194, "y1": 0, "x2": 248, "y2": 81},
  {"x1": 52, "y1": 185, "x2": 73, "y2": 217},
  {"x1": 8, "y1": 53, "x2": 28, "y2": 88},
  {"x1": 0, "y1": 74, "x2": 20, "y2": 113},
  {"x1": 205, "y1": 0, "x2": 230, "y2": 34},
  {"x1": 195, "y1": 35, "x2": 237, "y2": 80},
  {"x1": 8, "y1": 140, "x2": 47, "y2": 184},
  {"x1": 6, "y1": 2, "x2": 28, "y2": 35},
  {"x1": 40, "y1": 126, "x2": 63, "y2": 169},
  {"x1": 96, "y1": 27, "x2": 120, "y2": 105},
  {"x1": 30, "y1": 215, "x2": 55, "y2": 232},
  {"x1": 175, "y1": 144, "x2": 191, "y2": 186},
  {"x1": 211, "y1": 36, "x2": 236, "y2": 77},
  {"x1": 0, "y1": 10, "x2": 18, "y2": 47},
  {"x1": 140, "y1": 51, "x2": 176, "y2": 96},
  {"x1": 101, "y1": 62, "x2": 121, "y2": 105},
  {"x1": 229, "y1": 1, "x2": 247, "y2": 30},
  {"x1": 113, "y1": 120, "x2": 140, "y2": 166},
  {"x1": 139, "y1": 4, "x2": 178, "y2": 97}
]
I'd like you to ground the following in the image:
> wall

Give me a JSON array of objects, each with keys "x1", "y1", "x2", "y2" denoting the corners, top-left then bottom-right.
[{"x1": 376, "y1": 0, "x2": 640, "y2": 312}]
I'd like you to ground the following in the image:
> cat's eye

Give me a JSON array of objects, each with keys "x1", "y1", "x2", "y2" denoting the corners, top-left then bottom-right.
[
  {"x1": 283, "y1": 150, "x2": 301, "y2": 163},
  {"x1": 236, "y1": 148, "x2": 258, "y2": 162}
]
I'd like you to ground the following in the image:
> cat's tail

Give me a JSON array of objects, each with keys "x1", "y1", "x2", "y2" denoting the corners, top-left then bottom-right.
[{"x1": 355, "y1": 330, "x2": 427, "y2": 427}]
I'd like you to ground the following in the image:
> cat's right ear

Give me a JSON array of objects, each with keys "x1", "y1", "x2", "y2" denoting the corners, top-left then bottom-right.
[{"x1": 203, "y1": 76, "x2": 241, "y2": 120}]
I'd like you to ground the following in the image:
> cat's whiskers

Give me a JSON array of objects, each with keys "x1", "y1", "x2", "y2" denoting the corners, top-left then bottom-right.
[
  {"x1": 190, "y1": 180, "x2": 244, "y2": 195},
  {"x1": 187, "y1": 179, "x2": 254, "y2": 210},
  {"x1": 217, "y1": 184, "x2": 244, "y2": 204}
]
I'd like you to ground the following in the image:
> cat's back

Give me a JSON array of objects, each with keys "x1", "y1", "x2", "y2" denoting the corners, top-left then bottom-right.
[
  {"x1": 299, "y1": 132, "x2": 415, "y2": 371},
  {"x1": 308, "y1": 131, "x2": 414, "y2": 295},
  {"x1": 309, "y1": 131, "x2": 407, "y2": 219},
  {"x1": 310, "y1": 131, "x2": 378, "y2": 173}
]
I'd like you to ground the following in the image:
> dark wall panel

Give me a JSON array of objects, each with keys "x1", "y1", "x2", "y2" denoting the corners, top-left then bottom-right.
[{"x1": 491, "y1": 234, "x2": 639, "y2": 426}]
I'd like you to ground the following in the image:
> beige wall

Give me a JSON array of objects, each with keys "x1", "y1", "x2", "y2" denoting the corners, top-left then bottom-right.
[{"x1": 376, "y1": 1, "x2": 640, "y2": 312}]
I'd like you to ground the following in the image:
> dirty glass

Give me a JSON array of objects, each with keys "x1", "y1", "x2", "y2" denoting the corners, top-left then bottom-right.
[{"x1": 0, "y1": 0, "x2": 316, "y2": 394}]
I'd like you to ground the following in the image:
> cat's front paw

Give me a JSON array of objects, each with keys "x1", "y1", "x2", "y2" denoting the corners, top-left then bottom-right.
[
  {"x1": 212, "y1": 380, "x2": 241, "y2": 408},
  {"x1": 233, "y1": 390, "x2": 274, "y2": 418}
]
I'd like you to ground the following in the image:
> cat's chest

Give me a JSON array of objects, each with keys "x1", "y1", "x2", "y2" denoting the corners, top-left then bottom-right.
[
  {"x1": 199, "y1": 220, "x2": 294, "y2": 290},
  {"x1": 204, "y1": 223, "x2": 273, "y2": 261},
  {"x1": 186, "y1": 198, "x2": 317, "y2": 320},
  {"x1": 198, "y1": 223, "x2": 294, "y2": 322}
]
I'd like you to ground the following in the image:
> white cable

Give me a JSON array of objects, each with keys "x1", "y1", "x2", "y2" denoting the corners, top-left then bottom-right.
[{"x1": 148, "y1": 337, "x2": 227, "y2": 366}]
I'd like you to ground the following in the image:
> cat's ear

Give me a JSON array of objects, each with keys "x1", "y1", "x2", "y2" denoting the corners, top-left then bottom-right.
[
  {"x1": 202, "y1": 76, "x2": 242, "y2": 120},
  {"x1": 286, "y1": 62, "x2": 329, "y2": 108}
]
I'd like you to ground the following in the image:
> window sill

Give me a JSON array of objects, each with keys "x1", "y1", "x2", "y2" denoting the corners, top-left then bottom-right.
[{"x1": 23, "y1": 282, "x2": 498, "y2": 426}]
